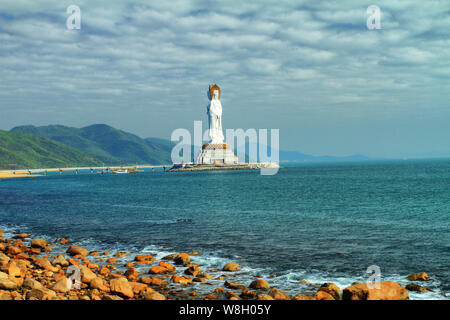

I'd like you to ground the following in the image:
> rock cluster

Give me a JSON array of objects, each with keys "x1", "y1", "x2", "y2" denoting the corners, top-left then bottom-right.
[{"x1": 0, "y1": 228, "x2": 432, "y2": 301}]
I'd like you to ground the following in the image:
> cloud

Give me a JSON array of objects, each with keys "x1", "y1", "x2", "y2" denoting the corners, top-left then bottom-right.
[{"x1": 0, "y1": 0, "x2": 449, "y2": 157}]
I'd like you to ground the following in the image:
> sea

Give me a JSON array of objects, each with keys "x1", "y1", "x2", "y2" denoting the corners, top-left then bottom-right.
[{"x1": 1, "y1": 159, "x2": 449, "y2": 300}]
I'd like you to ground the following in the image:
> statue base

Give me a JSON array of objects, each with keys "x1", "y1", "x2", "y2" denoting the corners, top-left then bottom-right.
[{"x1": 195, "y1": 143, "x2": 238, "y2": 165}]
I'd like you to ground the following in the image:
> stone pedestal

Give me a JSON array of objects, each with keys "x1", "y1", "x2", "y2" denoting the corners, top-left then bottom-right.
[{"x1": 195, "y1": 143, "x2": 238, "y2": 165}]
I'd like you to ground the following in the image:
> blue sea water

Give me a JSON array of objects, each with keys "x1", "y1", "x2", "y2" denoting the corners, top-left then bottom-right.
[{"x1": 0, "y1": 159, "x2": 449, "y2": 299}]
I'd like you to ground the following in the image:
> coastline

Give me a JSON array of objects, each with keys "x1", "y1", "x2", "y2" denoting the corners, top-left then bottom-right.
[
  {"x1": 0, "y1": 227, "x2": 436, "y2": 301},
  {"x1": 0, "y1": 172, "x2": 41, "y2": 180}
]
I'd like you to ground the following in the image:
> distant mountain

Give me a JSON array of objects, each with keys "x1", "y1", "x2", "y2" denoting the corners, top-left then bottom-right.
[
  {"x1": 234, "y1": 143, "x2": 370, "y2": 163},
  {"x1": 0, "y1": 130, "x2": 102, "y2": 169},
  {"x1": 11, "y1": 124, "x2": 172, "y2": 165}
]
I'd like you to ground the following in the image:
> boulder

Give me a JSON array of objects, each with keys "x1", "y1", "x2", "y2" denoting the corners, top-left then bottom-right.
[
  {"x1": 52, "y1": 254, "x2": 69, "y2": 267},
  {"x1": 149, "y1": 266, "x2": 168, "y2": 275},
  {"x1": 406, "y1": 272, "x2": 430, "y2": 281},
  {"x1": 171, "y1": 275, "x2": 192, "y2": 285},
  {"x1": 144, "y1": 291, "x2": 166, "y2": 300},
  {"x1": 110, "y1": 278, "x2": 134, "y2": 298},
  {"x1": 79, "y1": 265, "x2": 97, "y2": 283},
  {"x1": 6, "y1": 246, "x2": 22, "y2": 255},
  {"x1": 0, "y1": 271, "x2": 8, "y2": 280},
  {"x1": 89, "y1": 277, "x2": 109, "y2": 291},
  {"x1": 134, "y1": 254, "x2": 155, "y2": 263},
  {"x1": 249, "y1": 279, "x2": 270, "y2": 290},
  {"x1": 224, "y1": 280, "x2": 246, "y2": 290},
  {"x1": 317, "y1": 283, "x2": 341, "y2": 300},
  {"x1": 102, "y1": 294, "x2": 123, "y2": 300},
  {"x1": 257, "y1": 294, "x2": 275, "y2": 300},
  {"x1": 268, "y1": 288, "x2": 290, "y2": 300},
  {"x1": 159, "y1": 261, "x2": 176, "y2": 272},
  {"x1": 293, "y1": 294, "x2": 314, "y2": 300},
  {"x1": 66, "y1": 245, "x2": 89, "y2": 257},
  {"x1": 314, "y1": 291, "x2": 335, "y2": 300},
  {"x1": 405, "y1": 283, "x2": 433, "y2": 293},
  {"x1": 51, "y1": 278, "x2": 71, "y2": 293},
  {"x1": 0, "y1": 253, "x2": 10, "y2": 263},
  {"x1": 129, "y1": 282, "x2": 147, "y2": 294},
  {"x1": 343, "y1": 281, "x2": 409, "y2": 300},
  {"x1": 184, "y1": 266, "x2": 201, "y2": 277},
  {"x1": 124, "y1": 268, "x2": 139, "y2": 280},
  {"x1": 222, "y1": 262, "x2": 240, "y2": 272},
  {"x1": 34, "y1": 258, "x2": 58, "y2": 272},
  {"x1": 27, "y1": 287, "x2": 57, "y2": 300},
  {"x1": 174, "y1": 253, "x2": 191, "y2": 266},
  {"x1": 140, "y1": 276, "x2": 168, "y2": 286},
  {"x1": 0, "y1": 279, "x2": 18, "y2": 290},
  {"x1": 22, "y1": 278, "x2": 43, "y2": 290},
  {"x1": 30, "y1": 238, "x2": 47, "y2": 249},
  {"x1": 1, "y1": 261, "x2": 21, "y2": 278}
]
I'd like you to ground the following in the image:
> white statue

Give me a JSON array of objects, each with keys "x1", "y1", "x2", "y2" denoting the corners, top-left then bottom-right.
[{"x1": 207, "y1": 85, "x2": 224, "y2": 144}]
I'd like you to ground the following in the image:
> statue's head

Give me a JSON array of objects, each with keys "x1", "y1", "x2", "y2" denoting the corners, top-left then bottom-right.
[{"x1": 208, "y1": 84, "x2": 221, "y2": 100}]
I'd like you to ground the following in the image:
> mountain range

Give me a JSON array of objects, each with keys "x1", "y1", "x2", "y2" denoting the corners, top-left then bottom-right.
[{"x1": 0, "y1": 124, "x2": 370, "y2": 169}]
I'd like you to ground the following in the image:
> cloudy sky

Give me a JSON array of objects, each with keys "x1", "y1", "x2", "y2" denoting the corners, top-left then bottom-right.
[{"x1": 0, "y1": 0, "x2": 449, "y2": 158}]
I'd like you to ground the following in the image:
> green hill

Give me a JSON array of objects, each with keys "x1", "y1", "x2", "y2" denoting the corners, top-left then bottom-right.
[
  {"x1": 11, "y1": 124, "x2": 173, "y2": 166},
  {"x1": 0, "y1": 130, "x2": 102, "y2": 169}
]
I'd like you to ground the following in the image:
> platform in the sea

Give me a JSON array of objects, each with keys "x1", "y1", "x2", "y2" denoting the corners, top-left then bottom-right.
[{"x1": 168, "y1": 163, "x2": 280, "y2": 172}]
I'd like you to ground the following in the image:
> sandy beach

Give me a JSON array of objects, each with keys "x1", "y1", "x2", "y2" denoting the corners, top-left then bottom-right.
[
  {"x1": 0, "y1": 227, "x2": 433, "y2": 301},
  {"x1": 0, "y1": 172, "x2": 41, "y2": 180}
]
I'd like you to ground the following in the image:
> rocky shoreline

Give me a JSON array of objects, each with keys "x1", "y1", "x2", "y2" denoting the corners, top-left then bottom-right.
[{"x1": 0, "y1": 228, "x2": 436, "y2": 300}]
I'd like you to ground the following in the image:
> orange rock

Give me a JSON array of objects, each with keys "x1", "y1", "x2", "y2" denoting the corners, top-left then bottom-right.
[
  {"x1": 171, "y1": 275, "x2": 192, "y2": 285},
  {"x1": 184, "y1": 266, "x2": 201, "y2": 277},
  {"x1": 144, "y1": 291, "x2": 166, "y2": 300},
  {"x1": 224, "y1": 280, "x2": 246, "y2": 290},
  {"x1": 98, "y1": 266, "x2": 110, "y2": 275},
  {"x1": 6, "y1": 246, "x2": 22, "y2": 255},
  {"x1": 1, "y1": 260, "x2": 21, "y2": 277},
  {"x1": 293, "y1": 294, "x2": 313, "y2": 300},
  {"x1": 31, "y1": 239, "x2": 47, "y2": 249},
  {"x1": 214, "y1": 288, "x2": 225, "y2": 294},
  {"x1": 66, "y1": 245, "x2": 88, "y2": 257},
  {"x1": 85, "y1": 262, "x2": 99, "y2": 270},
  {"x1": 90, "y1": 277, "x2": 109, "y2": 291},
  {"x1": 28, "y1": 248, "x2": 41, "y2": 255},
  {"x1": 124, "y1": 268, "x2": 139, "y2": 280},
  {"x1": 159, "y1": 261, "x2": 176, "y2": 272},
  {"x1": 124, "y1": 262, "x2": 134, "y2": 268},
  {"x1": 113, "y1": 252, "x2": 126, "y2": 258},
  {"x1": 257, "y1": 294, "x2": 275, "y2": 300},
  {"x1": 140, "y1": 276, "x2": 168, "y2": 286},
  {"x1": 269, "y1": 288, "x2": 291, "y2": 300},
  {"x1": 240, "y1": 290, "x2": 257, "y2": 298},
  {"x1": 107, "y1": 258, "x2": 117, "y2": 264},
  {"x1": 108, "y1": 273, "x2": 124, "y2": 279},
  {"x1": 12, "y1": 233, "x2": 29, "y2": 240},
  {"x1": 343, "y1": 281, "x2": 409, "y2": 300},
  {"x1": 406, "y1": 272, "x2": 430, "y2": 281},
  {"x1": 149, "y1": 266, "x2": 168, "y2": 275},
  {"x1": 110, "y1": 278, "x2": 134, "y2": 299},
  {"x1": 134, "y1": 254, "x2": 154, "y2": 263},
  {"x1": 314, "y1": 291, "x2": 335, "y2": 300},
  {"x1": 67, "y1": 258, "x2": 79, "y2": 266},
  {"x1": 88, "y1": 251, "x2": 99, "y2": 257},
  {"x1": 129, "y1": 281, "x2": 147, "y2": 294},
  {"x1": 317, "y1": 283, "x2": 341, "y2": 300},
  {"x1": 57, "y1": 237, "x2": 70, "y2": 245},
  {"x1": 205, "y1": 293, "x2": 217, "y2": 300},
  {"x1": 223, "y1": 263, "x2": 240, "y2": 272},
  {"x1": 174, "y1": 253, "x2": 190, "y2": 266},
  {"x1": 34, "y1": 258, "x2": 58, "y2": 272},
  {"x1": 249, "y1": 279, "x2": 270, "y2": 290}
]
